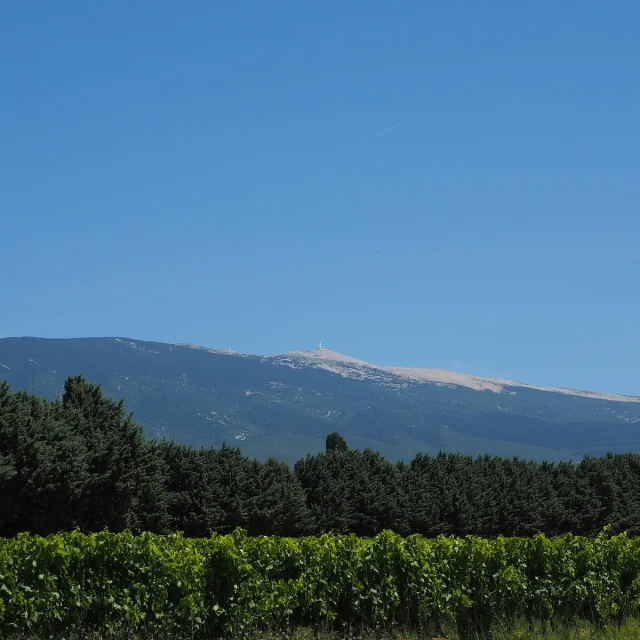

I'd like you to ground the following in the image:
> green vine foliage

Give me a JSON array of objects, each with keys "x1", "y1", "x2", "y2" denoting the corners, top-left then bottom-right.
[{"x1": 1, "y1": 529, "x2": 640, "y2": 638}]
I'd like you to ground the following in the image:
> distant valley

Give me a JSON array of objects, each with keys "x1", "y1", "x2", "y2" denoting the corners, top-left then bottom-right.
[{"x1": 1, "y1": 336, "x2": 639, "y2": 463}]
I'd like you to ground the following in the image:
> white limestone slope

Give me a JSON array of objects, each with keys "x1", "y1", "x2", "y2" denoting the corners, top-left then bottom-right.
[
  {"x1": 172, "y1": 340, "x2": 639, "y2": 403},
  {"x1": 267, "y1": 349, "x2": 397, "y2": 384},
  {"x1": 267, "y1": 348, "x2": 640, "y2": 403}
]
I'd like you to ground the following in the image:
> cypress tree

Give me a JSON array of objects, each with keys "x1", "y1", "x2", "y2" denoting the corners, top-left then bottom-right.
[
  {"x1": 325, "y1": 432, "x2": 348, "y2": 453},
  {"x1": 60, "y1": 375, "x2": 168, "y2": 533}
]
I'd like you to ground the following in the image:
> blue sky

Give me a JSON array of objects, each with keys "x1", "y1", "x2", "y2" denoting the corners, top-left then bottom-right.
[{"x1": 1, "y1": 1, "x2": 639, "y2": 395}]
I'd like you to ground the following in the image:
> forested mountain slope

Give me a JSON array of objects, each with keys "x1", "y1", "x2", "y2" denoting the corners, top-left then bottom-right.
[{"x1": 1, "y1": 336, "x2": 639, "y2": 463}]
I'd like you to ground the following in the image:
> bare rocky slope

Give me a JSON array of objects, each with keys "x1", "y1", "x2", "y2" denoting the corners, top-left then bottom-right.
[{"x1": 1, "y1": 336, "x2": 639, "y2": 463}]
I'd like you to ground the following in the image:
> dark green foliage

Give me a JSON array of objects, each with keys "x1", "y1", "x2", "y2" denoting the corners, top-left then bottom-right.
[
  {"x1": 0, "y1": 383, "x2": 87, "y2": 536},
  {"x1": 0, "y1": 377, "x2": 168, "y2": 536},
  {"x1": 60, "y1": 375, "x2": 169, "y2": 533},
  {"x1": 160, "y1": 440, "x2": 224, "y2": 537},
  {"x1": 295, "y1": 448, "x2": 405, "y2": 536},
  {"x1": 325, "y1": 431, "x2": 348, "y2": 453},
  {"x1": 160, "y1": 443, "x2": 314, "y2": 537},
  {"x1": 4, "y1": 378, "x2": 640, "y2": 539},
  {"x1": 243, "y1": 457, "x2": 314, "y2": 536}
]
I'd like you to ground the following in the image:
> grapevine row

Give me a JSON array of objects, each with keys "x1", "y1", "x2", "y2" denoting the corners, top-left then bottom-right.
[{"x1": 0, "y1": 529, "x2": 639, "y2": 638}]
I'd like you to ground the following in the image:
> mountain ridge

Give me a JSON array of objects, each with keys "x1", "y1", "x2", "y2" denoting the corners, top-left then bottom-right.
[
  {"x1": 5, "y1": 335, "x2": 638, "y2": 403},
  {"x1": 1, "y1": 336, "x2": 639, "y2": 464},
  {"x1": 192, "y1": 342, "x2": 638, "y2": 403}
]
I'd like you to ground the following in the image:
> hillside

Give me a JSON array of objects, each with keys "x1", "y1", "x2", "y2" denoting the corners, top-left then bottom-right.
[{"x1": 1, "y1": 336, "x2": 639, "y2": 463}]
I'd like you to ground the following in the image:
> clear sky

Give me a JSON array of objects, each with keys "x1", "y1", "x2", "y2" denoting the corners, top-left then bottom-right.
[{"x1": 1, "y1": 1, "x2": 639, "y2": 395}]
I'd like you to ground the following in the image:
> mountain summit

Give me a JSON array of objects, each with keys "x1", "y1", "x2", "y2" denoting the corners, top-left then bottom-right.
[
  {"x1": 1, "y1": 336, "x2": 639, "y2": 463},
  {"x1": 267, "y1": 346, "x2": 639, "y2": 402}
]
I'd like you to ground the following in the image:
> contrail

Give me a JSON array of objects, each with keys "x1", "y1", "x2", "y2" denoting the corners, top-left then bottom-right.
[{"x1": 364, "y1": 120, "x2": 405, "y2": 141}]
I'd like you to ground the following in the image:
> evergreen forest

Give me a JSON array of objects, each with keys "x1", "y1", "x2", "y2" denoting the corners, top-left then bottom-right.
[{"x1": 2, "y1": 376, "x2": 640, "y2": 540}]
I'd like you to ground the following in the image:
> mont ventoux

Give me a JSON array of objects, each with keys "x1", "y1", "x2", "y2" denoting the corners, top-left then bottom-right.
[{"x1": 1, "y1": 336, "x2": 639, "y2": 464}]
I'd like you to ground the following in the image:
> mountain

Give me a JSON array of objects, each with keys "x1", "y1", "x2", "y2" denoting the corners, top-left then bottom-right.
[{"x1": 1, "y1": 336, "x2": 639, "y2": 464}]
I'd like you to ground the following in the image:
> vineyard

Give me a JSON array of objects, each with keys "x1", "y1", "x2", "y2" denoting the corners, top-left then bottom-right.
[
  {"x1": 3, "y1": 381, "x2": 640, "y2": 638},
  {"x1": 1, "y1": 529, "x2": 640, "y2": 639}
]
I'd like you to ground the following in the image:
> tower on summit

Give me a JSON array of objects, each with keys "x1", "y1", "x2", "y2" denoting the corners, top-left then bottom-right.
[{"x1": 318, "y1": 341, "x2": 323, "y2": 351}]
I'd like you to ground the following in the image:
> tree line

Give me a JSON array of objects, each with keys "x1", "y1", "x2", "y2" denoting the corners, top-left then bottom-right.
[{"x1": 1, "y1": 376, "x2": 640, "y2": 538}]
